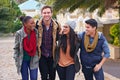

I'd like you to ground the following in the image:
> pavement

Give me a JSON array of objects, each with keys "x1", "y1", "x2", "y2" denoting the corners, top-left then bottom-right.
[
  {"x1": 0, "y1": 36, "x2": 120, "y2": 80},
  {"x1": 103, "y1": 59, "x2": 120, "y2": 79}
]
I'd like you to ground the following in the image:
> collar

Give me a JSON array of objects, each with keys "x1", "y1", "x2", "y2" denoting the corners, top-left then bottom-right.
[
  {"x1": 42, "y1": 20, "x2": 53, "y2": 27},
  {"x1": 20, "y1": 26, "x2": 37, "y2": 38}
]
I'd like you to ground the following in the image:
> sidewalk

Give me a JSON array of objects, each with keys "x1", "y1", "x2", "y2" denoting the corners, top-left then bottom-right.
[
  {"x1": 34, "y1": 70, "x2": 120, "y2": 80},
  {"x1": 103, "y1": 59, "x2": 120, "y2": 80},
  {"x1": 0, "y1": 37, "x2": 120, "y2": 80}
]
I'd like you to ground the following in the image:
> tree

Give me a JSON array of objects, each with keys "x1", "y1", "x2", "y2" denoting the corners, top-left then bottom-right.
[
  {"x1": 44, "y1": 0, "x2": 118, "y2": 16},
  {"x1": 0, "y1": 0, "x2": 22, "y2": 33},
  {"x1": 16, "y1": 0, "x2": 40, "y2": 4},
  {"x1": 110, "y1": 23, "x2": 120, "y2": 47},
  {"x1": 16, "y1": 0, "x2": 26, "y2": 4}
]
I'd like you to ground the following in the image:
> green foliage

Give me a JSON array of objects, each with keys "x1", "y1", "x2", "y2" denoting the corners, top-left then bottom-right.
[
  {"x1": 45, "y1": 0, "x2": 56, "y2": 5},
  {"x1": 45, "y1": 0, "x2": 118, "y2": 16},
  {"x1": 16, "y1": 0, "x2": 27, "y2": 4},
  {"x1": 0, "y1": 0, "x2": 23, "y2": 33},
  {"x1": 34, "y1": 14, "x2": 41, "y2": 19},
  {"x1": 110, "y1": 23, "x2": 120, "y2": 47},
  {"x1": 109, "y1": 34, "x2": 114, "y2": 44},
  {"x1": 12, "y1": 19, "x2": 22, "y2": 33},
  {"x1": 0, "y1": 20, "x2": 8, "y2": 33}
]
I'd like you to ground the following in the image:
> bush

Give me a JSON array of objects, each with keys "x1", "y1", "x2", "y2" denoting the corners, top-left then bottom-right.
[
  {"x1": 110, "y1": 23, "x2": 120, "y2": 47},
  {"x1": 12, "y1": 19, "x2": 22, "y2": 33}
]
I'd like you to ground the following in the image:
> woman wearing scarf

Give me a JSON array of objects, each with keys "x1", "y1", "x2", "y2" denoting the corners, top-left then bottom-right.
[
  {"x1": 78, "y1": 19, "x2": 110, "y2": 80},
  {"x1": 13, "y1": 16, "x2": 39, "y2": 80},
  {"x1": 54, "y1": 21, "x2": 80, "y2": 80}
]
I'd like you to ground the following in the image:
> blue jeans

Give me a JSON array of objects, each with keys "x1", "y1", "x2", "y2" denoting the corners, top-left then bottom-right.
[
  {"x1": 82, "y1": 66, "x2": 104, "y2": 80},
  {"x1": 21, "y1": 60, "x2": 38, "y2": 80},
  {"x1": 56, "y1": 64, "x2": 75, "y2": 80}
]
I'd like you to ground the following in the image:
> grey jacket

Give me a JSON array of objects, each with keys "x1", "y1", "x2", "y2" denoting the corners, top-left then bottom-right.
[{"x1": 13, "y1": 27, "x2": 39, "y2": 74}]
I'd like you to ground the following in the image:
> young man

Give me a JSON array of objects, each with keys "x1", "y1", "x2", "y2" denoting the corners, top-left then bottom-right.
[
  {"x1": 37, "y1": 6, "x2": 61, "y2": 80},
  {"x1": 78, "y1": 19, "x2": 110, "y2": 80}
]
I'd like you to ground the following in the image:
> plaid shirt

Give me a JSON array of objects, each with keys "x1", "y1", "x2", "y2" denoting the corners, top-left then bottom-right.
[{"x1": 41, "y1": 21, "x2": 53, "y2": 57}]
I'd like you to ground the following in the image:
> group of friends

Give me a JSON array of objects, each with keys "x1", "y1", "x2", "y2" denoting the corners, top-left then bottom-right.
[{"x1": 13, "y1": 5, "x2": 110, "y2": 80}]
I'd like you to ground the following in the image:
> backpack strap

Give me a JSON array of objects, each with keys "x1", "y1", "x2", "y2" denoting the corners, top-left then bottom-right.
[
  {"x1": 54, "y1": 20, "x2": 61, "y2": 41},
  {"x1": 55, "y1": 20, "x2": 60, "y2": 31},
  {"x1": 36, "y1": 20, "x2": 39, "y2": 29}
]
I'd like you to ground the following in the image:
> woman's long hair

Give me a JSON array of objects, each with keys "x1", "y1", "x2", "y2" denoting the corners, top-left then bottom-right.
[{"x1": 60, "y1": 27, "x2": 78, "y2": 58}]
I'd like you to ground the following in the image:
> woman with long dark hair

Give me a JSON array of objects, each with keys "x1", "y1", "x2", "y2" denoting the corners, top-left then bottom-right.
[
  {"x1": 13, "y1": 16, "x2": 39, "y2": 80},
  {"x1": 54, "y1": 21, "x2": 80, "y2": 80}
]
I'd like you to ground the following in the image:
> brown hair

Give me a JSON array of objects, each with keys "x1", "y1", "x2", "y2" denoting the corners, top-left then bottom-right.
[{"x1": 41, "y1": 5, "x2": 53, "y2": 13}]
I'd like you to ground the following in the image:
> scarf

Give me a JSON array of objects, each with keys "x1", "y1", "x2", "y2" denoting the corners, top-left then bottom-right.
[
  {"x1": 23, "y1": 27, "x2": 36, "y2": 56},
  {"x1": 84, "y1": 31, "x2": 98, "y2": 52}
]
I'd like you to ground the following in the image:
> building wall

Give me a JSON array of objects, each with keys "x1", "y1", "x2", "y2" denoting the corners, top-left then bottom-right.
[
  {"x1": 22, "y1": 10, "x2": 40, "y2": 17},
  {"x1": 98, "y1": 27, "x2": 103, "y2": 32},
  {"x1": 102, "y1": 24, "x2": 114, "y2": 42}
]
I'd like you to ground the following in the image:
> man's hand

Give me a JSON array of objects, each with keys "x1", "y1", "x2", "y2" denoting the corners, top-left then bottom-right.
[
  {"x1": 94, "y1": 57, "x2": 108, "y2": 72},
  {"x1": 94, "y1": 64, "x2": 102, "y2": 72}
]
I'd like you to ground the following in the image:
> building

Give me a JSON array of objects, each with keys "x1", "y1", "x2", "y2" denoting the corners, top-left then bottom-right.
[{"x1": 18, "y1": 0, "x2": 43, "y2": 17}]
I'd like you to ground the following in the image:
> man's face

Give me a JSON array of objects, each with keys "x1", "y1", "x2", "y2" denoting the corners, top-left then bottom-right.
[
  {"x1": 85, "y1": 23, "x2": 96, "y2": 36},
  {"x1": 41, "y1": 8, "x2": 52, "y2": 21}
]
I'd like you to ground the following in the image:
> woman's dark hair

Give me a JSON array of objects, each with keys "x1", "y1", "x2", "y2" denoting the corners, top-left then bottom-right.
[
  {"x1": 60, "y1": 27, "x2": 78, "y2": 58},
  {"x1": 19, "y1": 16, "x2": 32, "y2": 24}
]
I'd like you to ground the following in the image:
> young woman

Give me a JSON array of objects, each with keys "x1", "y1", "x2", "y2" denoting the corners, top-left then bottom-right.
[
  {"x1": 13, "y1": 16, "x2": 39, "y2": 80},
  {"x1": 54, "y1": 21, "x2": 80, "y2": 80}
]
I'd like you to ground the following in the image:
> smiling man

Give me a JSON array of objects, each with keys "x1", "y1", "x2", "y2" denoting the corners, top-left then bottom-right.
[
  {"x1": 37, "y1": 6, "x2": 61, "y2": 80},
  {"x1": 78, "y1": 19, "x2": 110, "y2": 80}
]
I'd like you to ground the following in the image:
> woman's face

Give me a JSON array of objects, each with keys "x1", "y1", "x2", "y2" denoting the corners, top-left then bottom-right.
[
  {"x1": 24, "y1": 18, "x2": 35, "y2": 31},
  {"x1": 63, "y1": 24, "x2": 70, "y2": 35}
]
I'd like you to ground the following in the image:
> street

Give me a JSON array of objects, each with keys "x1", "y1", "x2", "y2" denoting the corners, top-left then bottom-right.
[{"x1": 0, "y1": 37, "x2": 119, "y2": 80}]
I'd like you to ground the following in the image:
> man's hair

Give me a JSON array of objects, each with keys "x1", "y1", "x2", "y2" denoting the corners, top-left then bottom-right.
[
  {"x1": 41, "y1": 5, "x2": 53, "y2": 13},
  {"x1": 85, "y1": 19, "x2": 98, "y2": 28}
]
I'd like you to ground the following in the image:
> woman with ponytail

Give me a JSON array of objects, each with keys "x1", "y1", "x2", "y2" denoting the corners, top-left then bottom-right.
[{"x1": 13, "y1": 16, "x2": 39, "y2": 80}]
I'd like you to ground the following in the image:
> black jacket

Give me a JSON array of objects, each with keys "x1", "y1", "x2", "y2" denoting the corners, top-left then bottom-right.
[{"x1": 54, "y1": 35, "x2": 81, "y2": 73}]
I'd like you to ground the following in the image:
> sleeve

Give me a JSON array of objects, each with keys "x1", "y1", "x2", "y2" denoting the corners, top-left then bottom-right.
[
  {"x1": 77, "y1": 32, "x2": 84, "y2": 39},
  {"x1": 13, "y1": 32, "x2": 20, "y2": 61},
  {"x1": 102, "y1": 37, "x2": 110, "y2": 58}
]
